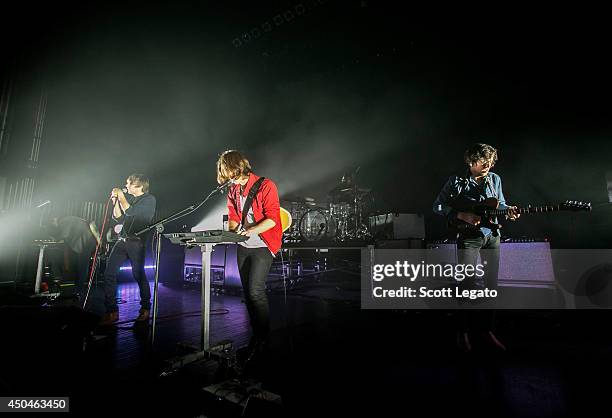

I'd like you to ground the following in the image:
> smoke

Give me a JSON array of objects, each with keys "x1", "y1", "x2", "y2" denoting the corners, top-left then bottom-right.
[{"x1": 192, "y1": 77, "x2": 423, "y2": 230}]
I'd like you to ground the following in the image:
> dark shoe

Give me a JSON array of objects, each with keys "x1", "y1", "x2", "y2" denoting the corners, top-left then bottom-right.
[
  {"x1": 99, "y1": 311, "x2": 119, "y2": 326},
  {"x1": 135, "y1": 308, "x2": 150, "y2": 322}
]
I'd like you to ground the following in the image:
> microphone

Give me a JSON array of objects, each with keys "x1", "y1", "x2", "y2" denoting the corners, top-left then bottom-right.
[
  {"x1": 216, "y1": 179, "x2": 233, "y2": 192},
  {"x1": 110, "y1": 187, "x2": 127, "y2": 201}
]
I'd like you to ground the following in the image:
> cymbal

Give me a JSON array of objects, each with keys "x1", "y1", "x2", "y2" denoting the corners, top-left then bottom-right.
[
  {"x1": 281, "y1": 196, "x2": 318, "y2": 205},
  {"x1": 328, "y1": 187, "x2": 371, "y2": 195}
]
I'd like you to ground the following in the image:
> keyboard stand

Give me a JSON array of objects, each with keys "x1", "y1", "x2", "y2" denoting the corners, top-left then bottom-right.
[
  {"x1": 34, "y1": 243, "x2": 47, "y2": 294},
  {"x1": 160, "y1": 237, "x2": 244, "y2": 376},
  {"x1": 33, "y1": 240, "x2": 62, "y2": 294},
  {"x1": 198, "y1": 242, "x2": 214, "y2": 351}
]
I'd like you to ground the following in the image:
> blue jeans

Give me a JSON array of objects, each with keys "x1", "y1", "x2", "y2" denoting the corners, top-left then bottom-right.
[{"x1": 237, "y1": 246, "x2": 274, "y2": 339}]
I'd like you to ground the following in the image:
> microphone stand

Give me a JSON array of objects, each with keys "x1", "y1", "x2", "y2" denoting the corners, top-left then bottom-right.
[{"x1": 134, "y1": 182, "x2": 230, "y2": 347}]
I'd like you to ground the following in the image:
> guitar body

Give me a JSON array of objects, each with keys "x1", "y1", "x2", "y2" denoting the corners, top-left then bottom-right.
[
  {"x1": 447, "y1": 197, "x2": 501, "y2": 237},
  {"x1": 280, "y1": 207, "x2": 292, "y2": 232}
]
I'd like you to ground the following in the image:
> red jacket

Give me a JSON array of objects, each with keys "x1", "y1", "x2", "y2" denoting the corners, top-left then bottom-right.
[{"x1": 227, "y1": 173, "x2": 283, "y2": 254}]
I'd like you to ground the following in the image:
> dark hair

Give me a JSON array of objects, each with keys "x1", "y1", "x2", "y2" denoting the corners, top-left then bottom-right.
[
  {"x1": 464, "y1": 143, "x2": 498, "y2": 166},
  {"x1": 127, "y1": 174, "x2": 149, "y2": 193}
]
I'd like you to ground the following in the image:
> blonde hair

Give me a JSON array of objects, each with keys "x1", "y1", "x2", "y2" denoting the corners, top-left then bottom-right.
[{"x1": 216, "y1": 150, "x2": 252, "y2": 184}]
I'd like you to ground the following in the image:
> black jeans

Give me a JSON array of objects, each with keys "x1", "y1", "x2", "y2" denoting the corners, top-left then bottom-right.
[
  {"x1": 237, "y1": 246, "x2": 274, "y2": 340},
  {"x1": 456, "y1": 233, "x2": 500, "y2": 332},
  {"x1": 103, "y1": 239, "x2": 150, "y2": 313}
]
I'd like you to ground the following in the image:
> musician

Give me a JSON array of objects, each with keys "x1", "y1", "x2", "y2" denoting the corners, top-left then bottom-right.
[
  {"x1": 433, "y1": 143, "x2": 519, "y2": 352},
  {"x1": 45, "y1": 215, "x2": 100, "y2": 303},
  {"x1": 99, "y1": 174, "x2": 156, "y2": 326},
  {"x1": 217, "y1": 150, "x2": 282, "y2": 360}
]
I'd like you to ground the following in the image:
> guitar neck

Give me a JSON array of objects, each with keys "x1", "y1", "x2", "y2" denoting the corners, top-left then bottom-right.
[{"x1": 486, "y1": 205, "x2": 564, "y2": 216}]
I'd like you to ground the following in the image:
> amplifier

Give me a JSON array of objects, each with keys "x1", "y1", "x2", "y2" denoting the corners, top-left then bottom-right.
[
  {"x1": 498, "y1": 241, "x2": 555, "y2": 288},
  {"x1": 425, "y1": 240, "x2": 555, "y2": 288}
]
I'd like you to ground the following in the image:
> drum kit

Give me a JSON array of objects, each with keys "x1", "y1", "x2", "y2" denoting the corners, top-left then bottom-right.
[{"x1": 282, "y1": 173, "x2": 373, "y2": 243}]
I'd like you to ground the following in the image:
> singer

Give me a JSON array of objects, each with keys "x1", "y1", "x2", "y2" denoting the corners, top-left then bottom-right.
[
  {"x1": 433, "y1": 143, "x2": 519, "y2": 352},
  {"x1": 217, "y1": 150, "x2": 282, "y2": 362},
  {"x1": 99, "y1": 174, "x2": 156, "y2": 326}
]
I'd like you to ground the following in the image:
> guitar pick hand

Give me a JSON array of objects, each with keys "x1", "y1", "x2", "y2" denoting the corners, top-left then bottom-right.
[{"x1": 458, "y1": 212, "x2": 481, "y2": 226}]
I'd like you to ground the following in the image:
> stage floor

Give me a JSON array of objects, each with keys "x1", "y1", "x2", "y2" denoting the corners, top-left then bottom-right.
[{"x1": 1, "y1": 274, "x2": 612, "y2": 417}]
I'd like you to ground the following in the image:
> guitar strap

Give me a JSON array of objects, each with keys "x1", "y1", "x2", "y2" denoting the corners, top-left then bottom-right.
[
  {"x1": 240, "y1": 177, "x2": 266, "y2": 229},
  {"x1": 456, "y1": 170, "x2": 470, "y2": 196},
  {"x1": 484, "y1": 175, "x2": 498, "y2": 199}
]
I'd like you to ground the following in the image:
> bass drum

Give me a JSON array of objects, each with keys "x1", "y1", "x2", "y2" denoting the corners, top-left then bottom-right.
[{"x1": 298, "y1": 208, "x2": 337, "y2": 242}]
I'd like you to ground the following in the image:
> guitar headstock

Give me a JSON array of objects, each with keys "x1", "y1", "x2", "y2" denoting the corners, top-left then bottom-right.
[{"x1": 561, "y1": 200, "x2": 592, "y2": 212}]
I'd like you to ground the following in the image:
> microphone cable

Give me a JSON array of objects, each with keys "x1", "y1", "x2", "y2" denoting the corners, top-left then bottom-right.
[{"x1": 82, "y1": 197, "x2": 114, "y2": 309}]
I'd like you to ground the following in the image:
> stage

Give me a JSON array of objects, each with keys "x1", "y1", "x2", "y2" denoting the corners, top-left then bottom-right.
[
  {"x1": 1, "y1": 276, "x2": 612, "y2": 417},
  {"x1": 1, "y1": 2, "x2": 611, "y2": 416}
]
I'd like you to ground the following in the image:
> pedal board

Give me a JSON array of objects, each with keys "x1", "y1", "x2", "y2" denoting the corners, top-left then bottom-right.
[
  {"x1": 206, "y1": 340, "x2": 238, "y2": 369},
  {"x1": 202, "y1": 378, "x2": 282, "y2": 412},
  {"x1": 161, "y1": 340, "x2": 237, "y2": 376}
]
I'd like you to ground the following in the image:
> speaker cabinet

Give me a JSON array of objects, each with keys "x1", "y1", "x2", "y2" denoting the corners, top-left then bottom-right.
[{"x1": 425, "y1": 240, "x2": 555, "y2": 288}]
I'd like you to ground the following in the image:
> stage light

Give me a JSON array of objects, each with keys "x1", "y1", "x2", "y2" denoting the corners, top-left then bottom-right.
[{"x1": 119, "y1": 265, "x2": 156, "y2": 271}]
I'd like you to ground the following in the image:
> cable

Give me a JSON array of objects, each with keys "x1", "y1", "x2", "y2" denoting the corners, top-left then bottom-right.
[
  {"x1": 82, "y1": 197, "x2": 113, "y2": 309},
  {"x1": 95, "y1": 308, "x2": 231, "y2": 331}
]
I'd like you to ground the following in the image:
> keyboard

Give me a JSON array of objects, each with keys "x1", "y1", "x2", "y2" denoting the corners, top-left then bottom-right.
[{"x1": 164, "y1": 230, "x2": 248, "y2": 245}]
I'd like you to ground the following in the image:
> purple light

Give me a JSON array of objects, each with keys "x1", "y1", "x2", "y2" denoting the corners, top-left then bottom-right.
[{"x1": 119, "y1": 265, "x2": 157, "y2": 271}]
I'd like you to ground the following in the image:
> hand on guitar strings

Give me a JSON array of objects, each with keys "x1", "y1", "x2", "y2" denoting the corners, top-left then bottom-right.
[
  {"x1": 237, "y1": 227, "x2": 254, "y2": 237},
  {"x1": 506, "y1": 206, "x2": 520, "y2": 221}
]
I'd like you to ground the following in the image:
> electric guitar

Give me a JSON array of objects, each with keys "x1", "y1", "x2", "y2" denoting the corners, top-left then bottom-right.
[
  {"x1": 447, "y1": 197, "x2": 591, "y2": 236},
  {"x1": 235, "y1": 208, "x2": 292, "y2": 233},
  {"x1": 280, "y1": 207, "x2": 292, "y2": 232}
]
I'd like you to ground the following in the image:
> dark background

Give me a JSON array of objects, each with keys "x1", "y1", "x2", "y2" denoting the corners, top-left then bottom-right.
[{"x1": 2, "y1": 0, "x2": 610, "y2": 247}]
